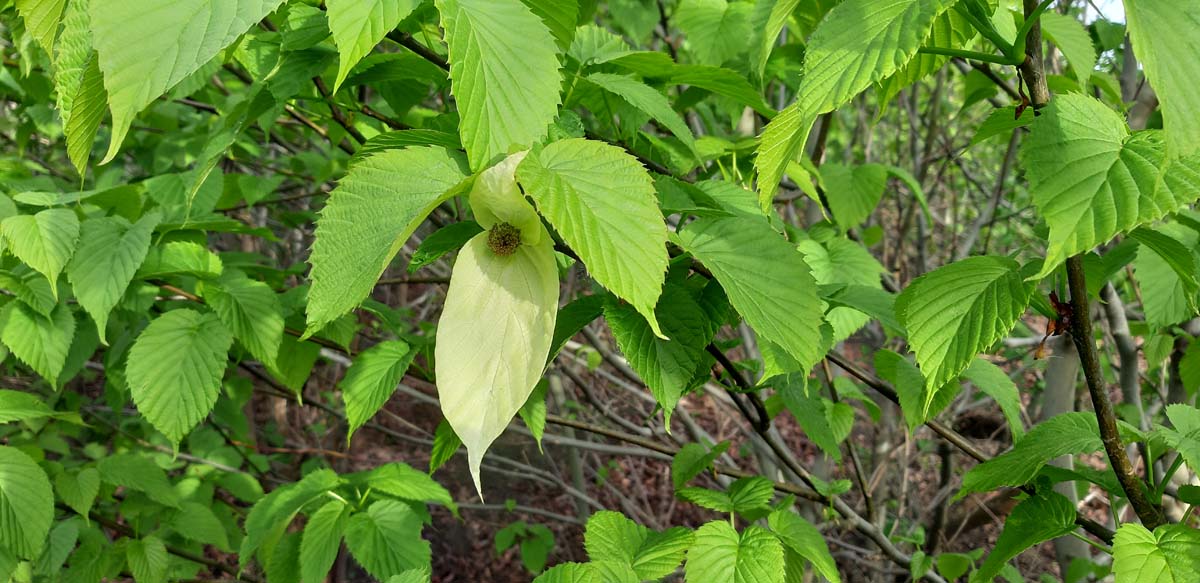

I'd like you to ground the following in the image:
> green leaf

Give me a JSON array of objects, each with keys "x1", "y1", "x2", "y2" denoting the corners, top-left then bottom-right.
[
  {"x1": 678, "y1": 216, "x2": 825, "y2": 375},
  {"x1": 64, "y1": 55, "x2": 107, "y2": 175},
  {"x1": 0, "y1": 268, "x2": 56, "y2": 317},
  {"x1": 799, "y1": 237, "x2": 885, "y2": 342},
  {"x1": 341, "y1": 340, "x2": 415, "y2": 443},
  {"x1": 972, "y1": 491, "x2": 1078, "y2": 583},
  {"x1": 137, "y1": 241, "x2": 224, "y2": 280},
  {"x1": 436, "y1": 0, "x2": 562, "y2": 170},
  {"x1": 0, "y1": 446, "x2": 54, "y2": 559},
  {"x1": 429, "y1": 419, "x2": 462, "y2": 474},
  {"x1": 0, "y1": 302, "x2": 75, "y2": 383},
  {"x1": 1022, "y1": 94, "x2": 1200, "y2": 277},
  {"x1": 361, "y1": 462, "x2": 455, "y2": 510},
  {"x1": 125, "y1": 536, "x2": 168, "y2": 583},
  {"x1": 1131, "y1": 225, "x2": 1200, "y2": 328},
  {"x1": 767, "y1": 510, "x2": 840, "y2": 583},
  {"x1": 585, "y1": 73, "x2": 696, "y2": 152},
  {"x1": 406, "y1": 221, "x2": 484, "y2": 274},
  {"x1": 435, "y1": 230, "x2": 558, "y2": 497},
  {"x1": 822, "y1": 162, "x2": 888, "y2": 231},
  {"x1": 52, "y1": 0, "x2": 91, "y2": 124},
  {"x1": 518, "y1": 379, "x2": 548, "y2": 451},
  {"x1": 54, "y1": 468, "x2": 99, "y2": 520},
  {"x1": 1113, "y1": 523, "x2": 1200, "y2": 583},
  {"x1": 344, "y1": 500, "x2": 431, "y2": 580},
  {"x1": 97, "y1": 453, "x2": 180, "y2": 507},
  {"x1": 241, "y1": 469, "x2": 342, "y2": 568},
  {"x1": 749, "y1": 0, "x2": 801, "y2": 81},
  {"x1": 755, "y1": 0, "x2": 954, "y2": 202},
  {"x1": 959, "y1": 412, "x2": 1102, "y2": 496},
  {"x1": 663, "y1": 65, "x2": 775, "y2": 117},
  {"x1": 0, "y1": 391, "x2": 52, "y2": 424},
  {"x1": 685, "y1": 521, "x2": 785, "y2": 583},
  {"x1": 15, "y1": 0, "x2": 65, "y2": 55},
  {"x1": 671, "y1": 441, "x2": 730, "y2": 489},
  {"x1": 961, "y1": 358, "x2": 1026, "y2": 441},
  {"x1": 873, "y1": 349, "x2": 957, "y2": 431},
  {"x1": 518, "y1": 138, "x2": 668, "y2": 336},
  {"x1": 127, "y1": 309, "x2": 234, "y2": 444},
  {"x1": 1123, "y1": 0, "x2": 1200, "y2": 157},
  {"x1": 67, "y1": 214, "x2": 158, "y2": 343},
  {"x1": 1, "y1": 208, "x2": 80, "y2": 295},
  {"x1": 519, "y1": 0, "x2": 577, "y2": 52},
  {"x1": 877, "y1": 9, "x2": 974, "y2": 111},
  {"x1": 89, "y1": 0, "x2": 286, "y2": 163},
  {"x1": 780, "y1": 378, "x2": 847, "y2": 460},
  {"x1": 1039, "y1": 11, "x2": 1095, "y2": 90},
  {"x1": 678, "y1": 476, "x2": 774, "y2": 515},
  {"x1": 300, "y1": 500, "x2": 351, "y2": 583},
  {"x1": 533, "y1": 563, "x2": 600, "y2": 583},
  {"x1": 203, "y1": 271, "x2": 285, "y2": 367},
  {"x1": 897, "y1": 256, "x2": 1032, "y2": 403},
  {"x1": 969, "y1": 106, "x2": 1034, "y2": 149},
  {"x1": 674, "y1": 0, "x2": 751, "y2": 66},
  {"x1": 306, "y1": 146, "x2": 469, "y2": 332},
  {"x1": 170, "y1": 502, "x2": 230, "y2": 551},
  {"x1": 385, "y1": 569, "x2": 433, "y2": 583},
  {"x1": 327, "y1": 0, "x2": 421, "y2": 92},
  {"x1": 584, "y1": 511, "x2": 693, "y2": 580}
]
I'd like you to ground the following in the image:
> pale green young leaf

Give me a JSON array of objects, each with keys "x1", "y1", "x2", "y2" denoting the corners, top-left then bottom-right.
[
  {"x1": 435, "y1": 231, "x2": 558, "y2": 498},
  {"x1": 674, "y1": 0, "x2": 751, "y2": 66},
  {"x1": 127, "y1": 309, "x2": 234, "y2": 444},
  {"x1": 821, "y1": 163, "x2": 888, "y2": 231},
  {"x1": 306, "y1": 146, "x2": 469, "y2": 332},
  {"x1": 327, "y1": 0, "x2": 421, "y2": 93},
  {"x1": 585, "y1": 73, "x2": 696, "y2": 152},
  {"x1": 678, "y1": 477, "x2": 774, "y2": 515},
  {"x1": 961, "y1": 358, "x2": 1026, "y2": 441},
  {"x1": 0, "y1": 302, "x2": 75, "y2": 383},
  {"x1": 341, "y1": 340, "x2": 414, "y2": 442},
  {"x1": 896, "y1": 256, "x2": 1032, "y2": 401},
  {"x1": 54, "y1": 468, "x2": 99, "y2": 520},
  {"x1": 1112, "y1": 523, "x2": 1200, "y2": 583},
  {"x1": 685, "y1": 522, "x2": 785, "y2": 583},
  {"x1": 678, "y1": 216, "x2": 825, "y2": 375},
  {"x1": 436, "y1": 0, "x2": 561, "y2": 170},
  {"x1": 14, "y1": 0, "x2": 66, "y2": 55},
  {"x1": 300, "y1": 500, "x2": 351, "y2": 583},
  {"x1": 755, "y1": 0, "x2": 955, "y2": 203},
  {"x1": 126, "y1": 536, "x2": 168, "y2": 583},
  {"x1": 1022, "y1": 94, "x2": 1200, "y2": 277},
  {"x1": 67, "y1": 214, "x2": 158, "y2": 343},
  {"x1": 1039, "y1": 11, "x2": 1096, "y2": 89},
  {"x1": 959, "y1": 412, "x2": 1102, "y2": 496},
  {"x1": 89, "y1": 0, "x2": 286, "y2": 163},
  {"x1": 0, "y1": 446, "x2": 54, "y2": 559},
  {"x1": 1123, "y1": 0, "x2": 1200, "y2": 157},
  {"x1": 240, "y1": 469, "x2": 342, "y2": 568},
  {"x1": 344, "y1": 500, "x2": 431, "y2": 580},
  {"x1": 1, "y1": 208, "x2": 80, "y2": 295},
  {"x1": 203, "y1": 272, "x2": 285, "y2": 368},
  {"x1": 64, "y1": 55, "x2": 107, "y2": 175},
  {"x1": 973, "y1": 491, "x2": 1076, "y2": 583},
  {"x1": 517, "y1": 138, "x2": 668, "y2": 335},
  {"x1": 767, "y1": 510, "x2": 840, "y2": 583},
  {"x1": 533, "y1": 563, "x2": 600, "y2": 583},
  {"x1": 97, "y1": 453, "x2": 180, "y2": 507},
  {"x1": 585, "y1": 511, "x2": 693, "y2": 580}
]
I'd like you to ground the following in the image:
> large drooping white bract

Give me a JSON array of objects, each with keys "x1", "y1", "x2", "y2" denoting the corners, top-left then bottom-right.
[{"x1": 435, "y1": 152, "x2": 558, "y2": 498}]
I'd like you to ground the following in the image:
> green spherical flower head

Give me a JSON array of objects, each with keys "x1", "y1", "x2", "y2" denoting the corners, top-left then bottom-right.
[{"x1": 487, "y1": 222, "x2": 522, "y2": 256}]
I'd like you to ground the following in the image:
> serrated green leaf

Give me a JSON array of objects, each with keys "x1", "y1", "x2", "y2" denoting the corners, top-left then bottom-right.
[
  {"x1": 1039, "y1": 11, "x2": 1095, "y2": 90},
  {"x1": 961, "y1": 358, "x2": 1025, "y2": 441},
  {"x1": 14, "y1": 0, "x2": 66, "y2": 55},
  {"x1": 429, "y1": 419, "x2": 462, "y2": 474},
  {"x1": 1124, "y1": 0, "x2": 1200, "y2": 158},
  {"x1": 1112, "y1": 523, "x2": 1200, "y2": 583},
  {"x1": 674, "y1": 0, "x2": 751, "y2": 66},
  {"x1": 64, "y1": 55, "x2": 107, "y2": 175},
  {"x1": 969, "y1": 106, "x2": 1034, "y2": 149},
  {"x1": 407, "y1": 221, "x2": 484, "y2": 274},
  {"x1": 972, "y1": 491, "x2": 1078, "y2": 583},
  {"x1": 170, "y1": 502, "x2": 230, "y2": 551},
  {"x1": 799, "y1": 237, "x2": 885, "y2": 342},
  {"x1": 0, "y1": 267, "x2": 59, "y2": 317},
  {"x1": 436, "y1": 0, "x2": 561, "y2": 170},
  {"x1": 1131, "y1": 225, "x2": 1200, "y2": 328},
  {"x1": 51, "y1": 0, "x2": 91, "y2": 129},
  {"x1": 533, "y1": 562, "x2": 599, "y2": 583},
  {"x1": 671, "y1": 441, "x2": 729, "y2": 489},
  {"x1": 897, "y1": 256, "x2": 1032, "y2": 402},
  {"x1": 678, "y1": 216, "x2": 824, "y2": 375},
  {"x1": 959, "y1": 412, "x2": 1102, "y2": 496},
  {"x1": 780, "y1": 378, "x2": 845, "y2": 461},
  {"x1": 874, "y1": 349, "x2": 957, "y2": 432},
  {"x1": 767, "y1": 510, "x2": 840, "y2": 583},
  {"x1": 0, "y1": 390, "x2": 53, "y2": 424},
  {"x1": 241, "y1": 469, "x2": 342, "y2": 568},
  {"x1": 686, "y1": 522, "x2": 784, "y2": 583},
  {"x1": 327, "y1": 0, "x2": 421, "y2": 93},
  {"x1": 341, "y1": 340, "x2": 415, "y2": 442},
  {"x1": 749, "y1": 0, "x2": 801, "y2": 81},
  {"x1": 203, "y1": 271, "x2": 284, "y2": 367},
  {"x1": 344, "y1": 500, "x2": 431, "y2": 580},
  {"x1": 755, "y1": 0, "x2": 955, "y2": 203},
  {"x1": 127, "y1": 309, "x2": 233, "y2": 444},
  {"x1": 1, "y1": 208, "x2": 80, "y2": 295},
  {"x1": 518, "y1": 379, "x2": 548, "y2": 451},
  {"x1": 821, "y1": 163, "x2": 888, "y2": 231},
  {"x1": 679, "y1": 476, "x2": 774, "y2": 515},
  {"x1": 137, "y1": 241, "x2": 224, "y2": 280},
  {"x1": 0, "y1": 302, "x2": 75, "y2": 383},
  {"x1": 54, "y1": 468, "x2": 99, "y2": 520},
  {"x1": 307, "y1": 146, "x2": 469, "y2": 332},
  {"x1": 361, "y1": 462, "x2": 454, "y2": 509},
  {"x1": 519, "y1": 0, "x2": 578, "y2": 53},
  {"x1": 1022, "y1": 94, "x2": 1200, "y2": 277},
  {"x1": 300, "y1": 500, "x2": 351, "y2": 583},
  {"x1": 877, "y1": 9, "x2": 974, "y2": 111},
  {"x1": 584, "y1": 511, "x2": 693, "y2": 580},
  {"x1": 0, "y1": 446, "x2": 54, "y2": 559},
  {"x1": 518, "y1": 138, "x2": 668, "y2": 336},
  {"x1": 89, "y1": 0, "x2": 286, "y2": 163},
  {"x1": 126, "y1": 536, "x2": 168, "y2": 583},
  {"x1": 67, "y1": 214, "x2": 157, "y2": 343},
  {"x1": 585, "y1": 73, "x2": 695, "y2": 152},
  {"x1": 97, "y1": 453, "x2": 180, "y2": 507}
]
